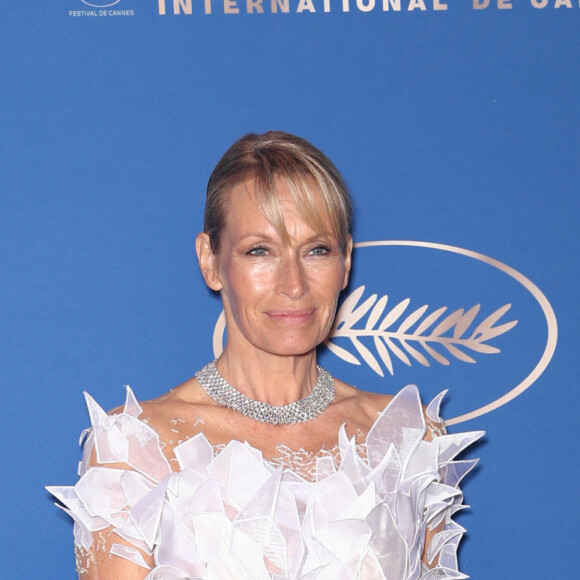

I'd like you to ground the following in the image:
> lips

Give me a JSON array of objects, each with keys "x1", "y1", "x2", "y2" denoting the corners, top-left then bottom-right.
[{"x1": 266, "y1": 309, "x2": 316, "y2": 325}]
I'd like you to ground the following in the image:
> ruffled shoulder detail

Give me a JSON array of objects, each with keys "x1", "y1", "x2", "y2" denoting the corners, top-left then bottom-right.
[{"x1": 48, "y1": 384, "x2": 483, "y2": 579}]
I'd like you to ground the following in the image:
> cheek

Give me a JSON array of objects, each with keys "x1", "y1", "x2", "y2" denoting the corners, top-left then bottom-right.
[
  {"x1": 322, "y1": 264, "x2": 347, "y2": 294},
  {"x1": 313, "y1": 268, "x2": 346, "y2": 312},
  {"x1": 220, "y1": 263, "x2": 272, "y2": 310}
]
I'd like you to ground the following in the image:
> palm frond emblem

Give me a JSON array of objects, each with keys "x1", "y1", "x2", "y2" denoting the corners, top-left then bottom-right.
[{"x1": 325, "y1": 285, "x2": 518, "y2": 377}]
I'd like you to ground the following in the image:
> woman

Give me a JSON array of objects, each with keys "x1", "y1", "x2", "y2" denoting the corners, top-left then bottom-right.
[{"x1": 48, "y1": 131, "x2": 482, "y2": 579}]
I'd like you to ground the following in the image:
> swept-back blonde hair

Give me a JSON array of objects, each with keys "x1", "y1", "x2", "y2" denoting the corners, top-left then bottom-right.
[{"x1": 204, "y1": 131, "x2": 353, "y2": 253}]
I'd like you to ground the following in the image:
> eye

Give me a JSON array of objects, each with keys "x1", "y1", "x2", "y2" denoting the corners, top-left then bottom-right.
[
  {"x1": 309, "y1": 244, "x2": 332, "y2": 256},
  {"x1": 247, "y1": 245, "x2": 268, "y2": 256}
]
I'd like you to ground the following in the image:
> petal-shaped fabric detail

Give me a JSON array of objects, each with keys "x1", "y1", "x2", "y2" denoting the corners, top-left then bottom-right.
[
  {"x1": 189, "y1": 478, "x2": 226, "y2": 515},
  {"x1": 425, "y1": 391, "x2": 446, "y2": 424},
  {"x1": 315, "y1": 455, "x2": 337, "y2": 481},
  {"x1": 433, "y1": 432, "x2": 484, "y2": 464},
  {"x1": 228, "y1": 527, "x2": 273, "y2": 580},
  {"x1": 234, "y1": 469, "x2": 291, "y2": 573},
  {"x1": 113, "y1": 414, "x2": 172, "y2": 482},
  {"x1": 84, "y1": 392, "x2": 172, "y2": 482},
  {"x1": 52, "y1": 385, "x2": 483, "y2": 579},
  {"x1": 366, "y1": 503, "x2": 409, "y2": 579},
  {"x1": 439, "y1": 459, "x2": 479, "y2": 488},
  {"x1": 426, "y1": 526, "x2": 464, "y2": 566},
  {"x1": 111, "y1": 543, "x2": 151, "y2": 569},
  {"x1": 121, "y1": 469, "x2": 157, "y2": 507},
  {"x1": 324, "y1": 518, "x2": 372, "y2": 569},
  {"x1": 124, "y1": 386, "x2": 143, "y2": 418},
  {"x1": 366, "y1": 385, "x2": 426, "y2": 469},
  {"x1": 129, "y1": 476, "x2": 171, "y2": 550},
  {"x1": 338, "y1": 437, "x2": 369, "y2": 495},
  {"x1": 174, "y1": 432, "x2": 214, "y2": 473},
  {"x1": 46, "y1": 485, "x2": 109, "y2": 533},
  {"x1": 155, "y1": 498, "x2": 205, "y2": 577},
  {"x1": 192, "y1": 512, "x2": 233, "y2": 562},
  {"x1": 75, "y1": 467, "x2": 127, "y2": 517},
  {"x1": 370, "y1": 443, "x2": 402, "y2": 496},
  {"x1": 55, "y1": 504, "x2": 97, "y2": 551},
  {"x1": 208, "y1": 440, "x2": 272, "y2": 510},
  {"x1": 78, "y1": 429, "x2": 94, "y2": 476},
  {"x1": 405, "y1": 441, "x2": 439, "y2": 480},
  {"x1": 310, "y1": 472, "x2": 359, "y2": 525}
]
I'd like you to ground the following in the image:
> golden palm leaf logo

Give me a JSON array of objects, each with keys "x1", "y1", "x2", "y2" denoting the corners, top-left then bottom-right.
[{"x1": 325, "y1": 286, "x2": 517, "y2": 377}]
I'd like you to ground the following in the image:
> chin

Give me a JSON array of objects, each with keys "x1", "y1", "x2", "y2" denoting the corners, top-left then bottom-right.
[{"x1": 260, "y1": 336, "x2": 321, "y2": 358}]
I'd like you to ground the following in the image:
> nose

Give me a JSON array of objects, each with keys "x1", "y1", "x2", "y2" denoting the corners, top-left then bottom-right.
[{"x1": 276, "y1": 254, "x2": 308, "y2": 299}]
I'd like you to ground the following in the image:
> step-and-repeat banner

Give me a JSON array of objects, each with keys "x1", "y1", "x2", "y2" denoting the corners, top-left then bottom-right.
[{"x1": 1, "y1": 2, "x2": 577, "y2": 577}]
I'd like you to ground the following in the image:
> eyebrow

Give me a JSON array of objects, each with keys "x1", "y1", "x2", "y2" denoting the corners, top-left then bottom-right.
[{"x1": 235, "y1": 231, "x2": 338, "y2": 246}]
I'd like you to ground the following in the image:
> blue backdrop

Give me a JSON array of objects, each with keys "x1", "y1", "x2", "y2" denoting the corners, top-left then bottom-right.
[{"x1": 1, "y1": 1, "x2": 578, "y2": 577}]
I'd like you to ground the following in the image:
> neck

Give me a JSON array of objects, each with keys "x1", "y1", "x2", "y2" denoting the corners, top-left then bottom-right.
[{"x1": 215, "y1": 347, "x2": 319, "y2": 406}]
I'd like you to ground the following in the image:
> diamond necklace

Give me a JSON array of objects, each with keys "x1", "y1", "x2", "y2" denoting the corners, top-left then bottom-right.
[{"x1": 195, "y1": 360, "x2": 335, "y2": 425}]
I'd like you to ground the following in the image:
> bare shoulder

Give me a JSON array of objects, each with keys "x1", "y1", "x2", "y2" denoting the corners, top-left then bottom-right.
[
  {"x1": 332, "y1": 378, "x2": 394, "y2": 429},
  {"x1": 105, "y1": 387, "x2": 175, "y2": 421},
  {"x1": 106, "y1": 377, "x2": 213, "y2": 444},
  {"x1": 333, "y1": 378, "x2": 441, "y2": 440}
]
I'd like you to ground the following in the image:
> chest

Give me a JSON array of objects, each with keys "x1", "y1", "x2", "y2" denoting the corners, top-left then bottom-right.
[{"x1": 144, "y1": 409, "x2": 370, "y2": 481}]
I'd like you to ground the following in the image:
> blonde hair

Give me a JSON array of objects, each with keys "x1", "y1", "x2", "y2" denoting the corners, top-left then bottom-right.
[{"x1": 204, "y1": 131, "x2": 353, "y2": 253}]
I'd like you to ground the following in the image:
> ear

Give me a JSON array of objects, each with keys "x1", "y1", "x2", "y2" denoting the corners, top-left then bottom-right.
[
  {"x1": 195, "y1": 233, "x2": 222, "y2": 291},
  {"x1": 342, "y1": 234, "x2": 353, "y2": 290}
]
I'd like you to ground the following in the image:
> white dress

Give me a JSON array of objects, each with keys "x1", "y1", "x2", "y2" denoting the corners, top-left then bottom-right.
[{"x1": 47, "y1": 384, "x2": 483, "y2": 579}]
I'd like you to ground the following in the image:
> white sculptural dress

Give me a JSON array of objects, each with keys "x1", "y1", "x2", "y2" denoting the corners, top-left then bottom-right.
[{"x1": 48, "y1": 383, "x2": 483, "y2": 579}]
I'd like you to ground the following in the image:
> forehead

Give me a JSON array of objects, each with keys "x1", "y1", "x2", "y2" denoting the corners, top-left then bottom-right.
[{"x1": 223, "y1": 178, "x2": 335, "y2": 240}]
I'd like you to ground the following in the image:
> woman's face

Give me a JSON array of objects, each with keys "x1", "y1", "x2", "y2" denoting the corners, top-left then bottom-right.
[{"x1": 197, "y1": 179, "x2": 352, "y2": 359}]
